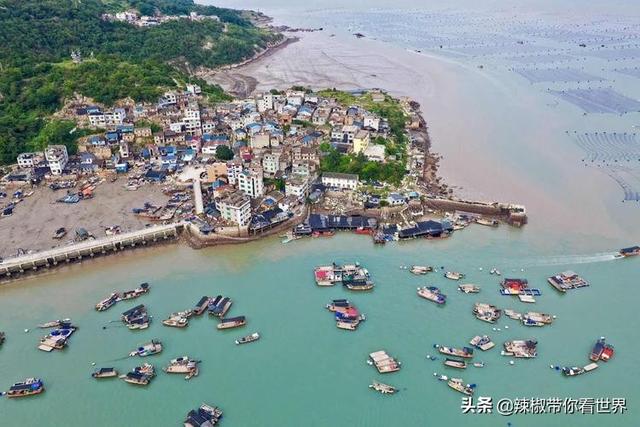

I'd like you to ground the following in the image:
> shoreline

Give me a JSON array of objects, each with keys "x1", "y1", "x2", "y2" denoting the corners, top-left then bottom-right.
[{"x1": 196, "y1": 36, "x2": 299, "y2": 98}]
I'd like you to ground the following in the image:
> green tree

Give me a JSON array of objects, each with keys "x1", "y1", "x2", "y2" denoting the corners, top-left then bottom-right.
[{"x1": 215, "y1": 145, "x2": 234, "y2": 161}]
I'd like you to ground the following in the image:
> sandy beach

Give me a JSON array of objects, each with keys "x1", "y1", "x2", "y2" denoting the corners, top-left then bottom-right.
[{"x1": 0, "y1": 179, "x2": 168, "y2": 259}]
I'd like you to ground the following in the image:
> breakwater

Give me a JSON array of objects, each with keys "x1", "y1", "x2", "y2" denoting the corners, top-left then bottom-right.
[{"x1": 0, "y1": 223, "x2": 183, "y2": 280}]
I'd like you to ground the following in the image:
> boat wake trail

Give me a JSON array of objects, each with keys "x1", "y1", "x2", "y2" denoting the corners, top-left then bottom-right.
[{"x1": 519, "y1": 252, "x2": 619, "y2": 267}]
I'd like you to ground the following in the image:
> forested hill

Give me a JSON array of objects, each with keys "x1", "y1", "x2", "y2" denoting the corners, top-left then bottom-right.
[{"x1": 0, "y1": 0, "x2": 280, "y2": 163}]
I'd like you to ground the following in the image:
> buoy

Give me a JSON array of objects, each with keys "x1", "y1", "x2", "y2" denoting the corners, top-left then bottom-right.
[
  {"x1": 492, "y1": 327, "x2": 497, "y2": 331},
  {"x1": 550, "y1": 365, "x2": 554, "y2": 369},
  {"x1": 509, "y1": 361, "x2": 515, "y2": 365},
  {"x1": 504, "y1": 325, "x2": 509, "y2": 329},
  {"x1": 497, "y1": 328, "x2": 501, "y2": 331},
  {"x1": 433, "y1": 372, "x2": 437, "y2": 376},
  {"x1": 91, "y1": 362, "x2": 96, "y2": 366},
  {"x1": 24, "y1": 328, "x2": 29, "y2": 333},
  {"x1": 479, "y1": 267, "x2": 483, "y2": 271}
]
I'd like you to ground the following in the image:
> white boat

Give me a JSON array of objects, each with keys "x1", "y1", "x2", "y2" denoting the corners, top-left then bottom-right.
[
  {"x1": 37, "y1": 318, "x2": 71, "y2": 329},
  {"x1": 410, "y1": 265, "x2": 432, "y2": 275},
  {"x1": 235, "y1": 332, "x2": 260, "y2": 345},
  {"x1": 458, "y1": 284, "x2": 480, "y2": 294},
  {"x1": 129, "y1": 340, "x2": 163, "y2": 357},
  {"x1": 444, "y1": 271, "x2": 465, "y2": 281},
  {"x1": 447, "y1": 378, "x2": 474, "y2": 395},
  {"x1": 369, "y1": 380, "x2": 398, "y2": 394}
]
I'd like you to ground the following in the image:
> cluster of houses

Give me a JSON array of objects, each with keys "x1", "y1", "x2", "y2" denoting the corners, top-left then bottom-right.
[
  {"x1": 4, "y1": 86, "x2": 424, "y2": 233},
  {"x1": 101, "y1": 10, "x2": 220, "y2": 28}
]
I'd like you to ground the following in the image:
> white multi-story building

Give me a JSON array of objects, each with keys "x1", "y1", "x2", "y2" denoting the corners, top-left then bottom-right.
[
  {"x1": 262, "y1": 152, "x2": 281, "y2": 177},
  {"x1": 256, "y1": 93, "x2": 274, "y2": 112},
  {"x1": 321, "y1": 172, "x2": 358, "y2": 190},
  {"x1": 226, "y1": 161, "x2": 243, "y2": 185},
  {"x1": 285, "y1": 176, "x2": 310, "y2": 199},
  {"x1": 45, "y1": 145, "x2": 69, "y2": 175},
  {"x1": 16, "y1": 152, "x2": 43, "y2": 168},
  {"x1": 216, "y1": 191, "x2": 252, "y2": 226},
  {"x1": 238, "y1": 169, "x2": 264, "y2": 198},
  {"x1": 364, "y1": 114, "x2": 380, "y2": 131},
  {"x1": 88, "y1": 108, "x2": 126, "y2": 127},
  {"x1": 183, "y1": 106, "x2": 202, "y2": 135},
  {"x1": 186, "y1": 83, "x2": 202, "y2": 95}
]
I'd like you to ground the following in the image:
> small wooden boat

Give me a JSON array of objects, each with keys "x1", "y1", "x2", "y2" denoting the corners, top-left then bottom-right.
[
  {"x1": 235, "y1": 332, "x2": 260, "y2": 345},
  {"x1": 437, "y1": 345, "x2": 474, "y2": 358},
  {"x1": 95, "y1": 293, "x2": 119, "y2": 311},
  {"x1": 118, "y1": 283, "x2": 150, "y2": 301},
  {"x1": 129, "y1": 340, "x2": 163, "y2": 357},
  {"x1": 447, "y1": 378, "x2": 474, "y2": 395},
  {"x1": 162, "y1": 313, "x2": 189, "y2": 328},
  {"x1": 53, "y1": 227, "x2": 67, "y2": 239},
  {"x1": 217, "y1": 316, "x2": 246, "y2": 330},
  {"x1": 4, "y1": 378, "x2": 45, "y2": 398},
  {"x1": 417, "y1": 286, "x2": 446, "y2": 304},
  {"x1": 444, "y1": 358, "x2": 467, "y2": 369},
  {"x1": 91, "y1": 368, "x2": 118, "y2": 379},
  {"x1": 458, "y1": 284, "x2": 480, "y2": 294},
  {"x1": 369, "y1": 380, "x2": 398, "y2": 394},
  {"x1": 120, "y1": 363, "x2": 155, "y2": 386},
  {"x1": 410, "y1": 265, "x2": 432, "y2": 275},
  {"x1": 0, "y1": 331, "x2": 4, "y2": 347},
  {"x1": 444, "y1": 271, "x2": 465, "y2": 281}
]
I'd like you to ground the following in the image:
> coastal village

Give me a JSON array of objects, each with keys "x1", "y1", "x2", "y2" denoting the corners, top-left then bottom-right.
[{"x1": 0, "y1": 82, "x2": 528, "y2": 263}]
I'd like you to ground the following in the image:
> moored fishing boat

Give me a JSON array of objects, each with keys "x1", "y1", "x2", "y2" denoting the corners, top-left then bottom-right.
[
  {"x1": 129, "y1": 339, "x2": 162, "y2": 357},
  {"x1": 193, "y1": 296, "x2": 211, "y2": 315},
  {"x1": 369, "y1": 380, "x2": 398, "y2": 394},
  {"x1": 547, "y1": 270, "x2": 589, "y2": 292},
  {"x1": 95, "y1": 293, "x2": 119, "y2": 311},
  {"x1": 369, "y1": 350, "x2": 401, "y2": 374},
  {"x1": 91, "y1": 367, "x2": 118, "y2": 379},
  {"x1": 473, "y1": 303, "x2": 501, "y2": 323},
  {"x1": 562, "y1": 366, "x2": 585, "y2": 376},
  {"x1": 458, "y1": 284, "x2": 480, "y2": 294},
  {"x1": 326, "y1": 299, "x2": 351, "y2": 312},
  {"x1": 121, "y1": 363, "x2": 155, "y2": 386},
  {"x1": 410, "y1": 265, "x2": 432, "y2": 275},
  {"x1": 4, "y1": 378, "x2": 45, "y2": 398},
  {"x1": 235, "y1": 332, "x2": 260, "y2": 345},
  {"x1": 37, "y1": 318, "x2": 71, "y2": 329},
  {"x1": 601, "y1": 344, "x2": 614, "y2": 362},
  {"x1": 590, "y1": 337, "x2": 606, "y2": 361},
  {"x1": 437, "y1": 345, "x2": 474, "y2": 358},
  {"x1": 444, "y1": 271, "x2": 465, "y2": 281},
  {"x1": 118, "y1": 283, "x2": 150, "y2": 301},
  {"x1": 502, "y1": 339, "x2": 538, "y2": 358},
  {"x1": 38, "y1": 324, "x2": 76, "y2": 352},
  {"x1": 417, "y1": 286, "x2": 447, "y2": 304},
  {"x1": 163, "y1": 312, "x2": 189, "y2": 328},
  {"x1": 314, "y1": 265, "x2": 338, "y2": 286},
  {"x1": 469, "y1": 335, "x2": 495, "y2": 351},
  {"x1": 444, "y1": 358, "x2": 467, "y2": 369},
  {"x1": 476, "y1": 218, "x2": 499, "y2": 227},
  {"x1": 121, "y1": 304, "x2": 150, "y2": 330},
  {"x1": 184, "y1": 403, "x2": 223, "y2": 427},
  {"x1": 0, "y1": 331, "x2": 4, "y2": 347},
  {"x1": 447, "y1": 378, "x2": 475, "y2": 396},
  {"x1": 217, "y1": 316, "x2": 246, "y2": 330},
  {"x1": 521, "y1": 312, "x2": 554, "y2": 327},
  {"x1": 164, "y1": 357, "x2": 200, "y2": 380},
  {"x1": 209, "y1": 297, "x2": 232, "y2": 318}
]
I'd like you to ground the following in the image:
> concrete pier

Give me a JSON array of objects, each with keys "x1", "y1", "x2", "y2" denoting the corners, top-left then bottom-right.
[{"x1": 0, "y1": 223, "x2": 184, "y2": 280}]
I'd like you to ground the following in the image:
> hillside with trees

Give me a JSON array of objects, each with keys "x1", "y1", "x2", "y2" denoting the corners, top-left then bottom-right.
[{"x1": 0, "y1": 0, "x2": 281, "y2": 164}]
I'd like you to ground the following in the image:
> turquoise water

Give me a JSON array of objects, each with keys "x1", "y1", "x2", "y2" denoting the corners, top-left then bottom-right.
[{"x1": 1, "y1": 228, "x2": 638, "y2": 426}]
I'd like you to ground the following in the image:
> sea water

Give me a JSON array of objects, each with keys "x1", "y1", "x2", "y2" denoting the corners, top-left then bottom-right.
[{"x1": 0, "y1": 228, "x2": 638, "y2": 426}]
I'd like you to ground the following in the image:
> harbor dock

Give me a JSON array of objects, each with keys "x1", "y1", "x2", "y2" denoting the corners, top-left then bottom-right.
[{"x1": 0, "y1": 223, "x2": 184, "y2": 281}]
